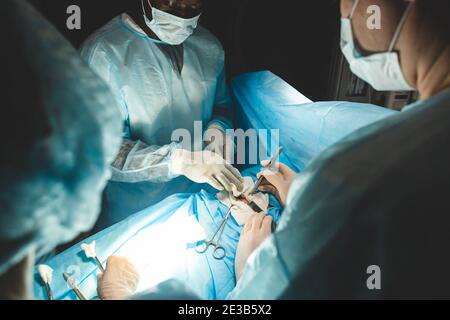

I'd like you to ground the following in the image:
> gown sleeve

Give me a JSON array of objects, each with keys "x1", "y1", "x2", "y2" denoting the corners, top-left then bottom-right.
[{"x1": 80, "y1": 41, "x2": 182, "y2": 183}]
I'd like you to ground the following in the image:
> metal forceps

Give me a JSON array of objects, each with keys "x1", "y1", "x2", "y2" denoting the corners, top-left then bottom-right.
[{"x1": 196, "y1": 196, "x2": 236, "y2": 260}]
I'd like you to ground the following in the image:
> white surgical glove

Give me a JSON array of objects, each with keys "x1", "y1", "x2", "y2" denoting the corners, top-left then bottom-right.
[
  {"x1": 217, "y1": 177, "x2": 270, "y2": 225},
  {"x1": 204, "y1": 125, "x2": 235, "y2": 163},
  {"x1": 97, "y1": 256, "x2": 140, "y2": 300},
  {"x1": 258, "y1": 161, "x2": 297, "y2": 208},
  {"x1": 170, "y1": 149, "x2": 244, "y2": 192}
]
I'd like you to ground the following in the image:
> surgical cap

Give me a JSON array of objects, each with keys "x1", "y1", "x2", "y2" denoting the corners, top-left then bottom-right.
[{"x1": 0, "y1": 0, "x2": 122, "y2": 275}]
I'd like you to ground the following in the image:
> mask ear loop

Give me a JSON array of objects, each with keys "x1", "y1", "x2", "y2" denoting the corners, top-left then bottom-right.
[
  {"x1": 388, "y1": 2, "x2": 414, "y2": 52},
  {"x1": 142, "y1": 0, "x2": 157, "y2": 20},
  {"x1": 141, "y1": 0, "x2": 148, "y2": 19},
  {"x1": 147, "y1": 0, "x2": 154, "y2": 11},
  {"x1": 349, "y1": 0, "x2": 360, "y2": 19}
]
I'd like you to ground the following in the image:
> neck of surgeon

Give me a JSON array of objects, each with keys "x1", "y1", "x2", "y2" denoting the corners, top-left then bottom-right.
[
  {"x1": 415, "y1": 44, "x2": 450, "y2": 100},
  {"x1": 398, "y1": 3, "x2": 450, "y2": 100}
]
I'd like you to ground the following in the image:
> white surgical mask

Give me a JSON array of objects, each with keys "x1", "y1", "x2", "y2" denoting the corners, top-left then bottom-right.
[
  {"x1": 340, "y1": 0, "x2": 414, "y2": 91},
  {"x1": 142, "y1": 0, "x2": 201, "y2": 45}
]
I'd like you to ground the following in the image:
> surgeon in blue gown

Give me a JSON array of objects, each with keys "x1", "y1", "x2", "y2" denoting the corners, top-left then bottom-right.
[
  {"x1": 80, "y1": 0, "x2": 243, "y2": 228},
  {"x1": 230, "y1": 0, "x2": 450, "y2": 299},
  {"x1": 0, "y1": 0, "x2": 122, "y2": 299}
]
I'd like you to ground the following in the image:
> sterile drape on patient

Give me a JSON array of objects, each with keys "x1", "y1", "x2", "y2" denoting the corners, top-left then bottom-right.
[
  {"x1": 33, "y1": 169, "x2": 283, "y2": 300},
  {"x1": 232, "y1": 71, "x2": 397, "y2": 172}
]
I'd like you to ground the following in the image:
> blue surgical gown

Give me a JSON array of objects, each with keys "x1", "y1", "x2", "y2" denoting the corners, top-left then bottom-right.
[
  {"x1": 230, "y1": 89, "x2": 450, "y2": 299},
  {"x1": 80, "y1": 14, "x2": 233, "y2": 227},
  {"x1": 0, "y1": 0, "x2": 122, "y2": 274}
]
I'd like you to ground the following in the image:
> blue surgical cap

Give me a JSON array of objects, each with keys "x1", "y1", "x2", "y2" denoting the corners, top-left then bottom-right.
[{"x1": 0, "y1": 0, "x2": 122, "y2": 274}]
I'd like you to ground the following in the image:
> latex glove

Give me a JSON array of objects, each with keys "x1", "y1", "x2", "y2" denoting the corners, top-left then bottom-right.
[
  {"x1": 171, "y1": 149, "x2": 244, "y2": 192},
  {"x1": 235, "y1": 213, "x2": 273, "y2": 282},
  {"x1": 257, "y1": 161, "x2": 297, "y2": 207},
  {"x1": 217, "y1": 176, "x2": 269, "y2": 225},
  {"x1": 204, "y1": 125, "x2": 235, "y2": 163},
  {"x1": 97, "y1": 256, "x2": 140, "y2": 300}
]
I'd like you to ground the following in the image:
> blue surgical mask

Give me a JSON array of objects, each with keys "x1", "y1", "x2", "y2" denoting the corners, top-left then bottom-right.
[
  {"x1": 340, "y1": 0, "x2": 415, "y2": 91},
  {"x1": 142, "y1": 0, "x2": 201, "y2": 45}
]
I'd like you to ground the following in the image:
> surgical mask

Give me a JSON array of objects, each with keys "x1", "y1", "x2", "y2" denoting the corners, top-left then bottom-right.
[
  {"x1": 340, "y1": 0, "x2": 414, "y2": 91},
  {"x1": 142, "y1": 0, "x2": 201, "y2": 45}
]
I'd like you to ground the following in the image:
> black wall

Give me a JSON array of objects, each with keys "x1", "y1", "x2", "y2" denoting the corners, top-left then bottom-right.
[{"x1": 29, "y1": 0, "x2": 340, "y2": 101}]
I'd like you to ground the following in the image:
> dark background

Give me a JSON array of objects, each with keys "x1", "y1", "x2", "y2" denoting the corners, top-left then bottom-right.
[{"x1": 29, "y1": 0, "x2": 340, "y2": 101}]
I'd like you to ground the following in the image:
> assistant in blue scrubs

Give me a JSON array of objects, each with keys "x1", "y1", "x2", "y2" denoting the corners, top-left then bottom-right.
[
  {"x1": 230, "y1": 0, "x2": 450, "y2": 299},
  {"x1": 80, "y1": 0, "x2": 242, "y2": 228},
  {"x1": 0, "y1": 0, "x2": 122, "y2": 299}
]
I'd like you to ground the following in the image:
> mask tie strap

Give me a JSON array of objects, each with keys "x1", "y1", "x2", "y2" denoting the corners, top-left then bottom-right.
[
  {"x1": 147, "y1": 0, "x2": 154, "y2": 10},
  {"x1": 388, "y1": 2, "x2": 414, "y2": 52},
  {"x1": 141, "y1": 0, "x2": 148, "y2": 18},
  {"x1": 349, "y1": 0, "x2": 361, "y2": 19}
]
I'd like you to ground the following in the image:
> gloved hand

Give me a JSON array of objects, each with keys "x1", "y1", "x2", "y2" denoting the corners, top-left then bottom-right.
[
  {"x1": 216, "y1": 176, "x2": 270, "y2": 225},
  {"x1": 171, "y1": 149, "x2": 244, "y2": 192},
  {"x1": 204, "y1": 125, "x2": 235, "y2": 163},
  {"x1": 257, "y1": 161, "x2": 297, "y2": 207},
  {"x1": 235, "y1": 213, "x2": 273, "y2": 282},
  {"x1": 97, "y1": 256, "x2": 140, "y2": 300}
]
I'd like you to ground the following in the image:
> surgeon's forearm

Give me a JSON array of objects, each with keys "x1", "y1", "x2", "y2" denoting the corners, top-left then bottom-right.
[
  {"x1": 111, "y1": 139, "x2": 137, "y2": 170},
  {"x1": 110, "y1": 140, "x2": 181, "y2": 183}
]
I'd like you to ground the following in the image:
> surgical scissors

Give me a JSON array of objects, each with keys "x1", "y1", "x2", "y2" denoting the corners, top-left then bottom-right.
[{"x1": 196, "y1": 197, "x2": 236, "y2": 260}]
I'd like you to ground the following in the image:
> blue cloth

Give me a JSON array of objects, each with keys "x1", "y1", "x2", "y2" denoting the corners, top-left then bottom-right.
[
  {"x1": 33, "y1": 170, "x2": 282, "y2": 300},
  {"x1": 130, "y1": 279, "x2": 201, "y2": 300},
  {"x1": 232, "y1": 71, "x2": 397, "y2": 171},
  {"x1": 0, "y1": 0, "x2": 122, "y2": 274}
]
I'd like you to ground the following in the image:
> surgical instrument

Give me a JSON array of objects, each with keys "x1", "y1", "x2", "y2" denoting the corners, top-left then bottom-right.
[
  {"x1": 248, "y1": 147, "x2": 284, "y2": 195},
  {"x1": 81, "y1": 241, "x2": 105, "y2": 273},
  {"x1": 196, "y1": 196, "x2": 236, "y2": 260},
  {"x1": 236, "y1": 194, "x2": 264, "y2": 213},
  {"x1": 63, "y1": 272, "x2": 87, "y2": 300},
  {"x1": 38, "y1": 265, "x2": 54, "y2": 300},
  {"x1": 236, "y1": 195, "x2": 278, "y2": 232}
]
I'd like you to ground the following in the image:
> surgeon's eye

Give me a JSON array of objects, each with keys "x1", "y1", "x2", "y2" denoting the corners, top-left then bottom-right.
[
  {"x1": 162, "y1": 1, "x2": 203, "y2": 18},
  {"x1": 182, "y1": 6, "x2": 203, "y2": 18}
]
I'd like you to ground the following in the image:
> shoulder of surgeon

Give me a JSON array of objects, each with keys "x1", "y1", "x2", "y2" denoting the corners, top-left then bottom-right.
[
  {"x1": 186, "y1": 25, "x2": 225, "y2": 63},
  {"x1": 79, "y1": 16, "x2": 124, "y2": 63},
  {"x1": 79, "y1": 15, "x2": 224, "y2": 66}
]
